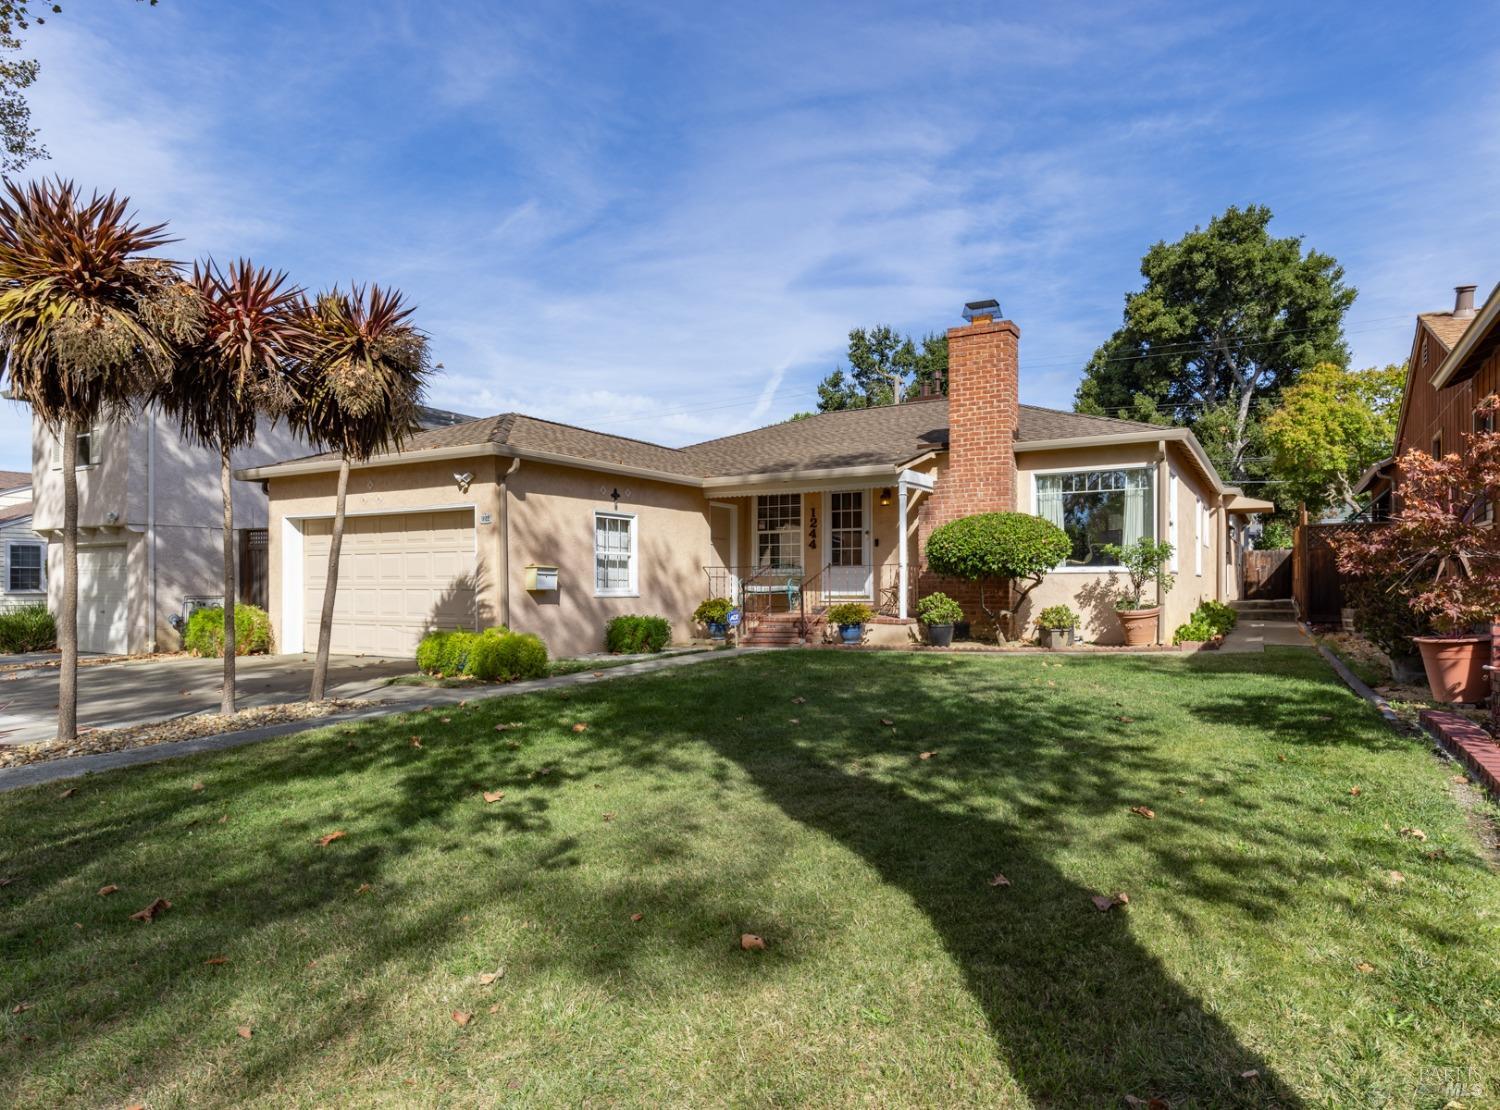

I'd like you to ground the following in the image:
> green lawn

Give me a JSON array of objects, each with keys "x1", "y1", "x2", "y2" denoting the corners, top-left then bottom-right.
[{"x1": 2, "y1": 649, "x2": 1497, "y2": 1106}]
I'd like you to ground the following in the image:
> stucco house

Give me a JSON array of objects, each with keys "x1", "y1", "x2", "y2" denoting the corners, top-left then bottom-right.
[
  {"x1": 30, "y1": 405, "x2": 472, "y2": 655},
  {"x1": 238, "y1": 301, "x2": 1268, "y2": 659},
  {"x1": 0, "y1": 469, "x2": 46, "y2": 612}
]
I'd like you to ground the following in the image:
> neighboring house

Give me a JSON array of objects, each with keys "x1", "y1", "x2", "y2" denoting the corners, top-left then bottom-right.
[
  {"x1": 1355, "y1": 283, "x2": 1491, "y2": 517},
  {"x1": 239, "y1": 301, "x2": 1268, "y2": 657},
  {"x1": 0, "y1": 469, "x2": 46, "y2": 612},
  {"x1": 31, "y1": 405, "x2": 472, "y2": 655}
]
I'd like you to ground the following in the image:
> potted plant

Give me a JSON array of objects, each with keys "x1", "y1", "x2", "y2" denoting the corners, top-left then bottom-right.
[
  {"x1": 1337, "y1": 411, "x2": 1500, "y2": 702},
  {"x1": 1099, "y1": 539, "x2": 1176, "y2": 647},
  {"x1": 915, "y1": 592, "x2": 964, "y2": 647},
  {"x1": 1037, "y1": 604, "x2": 1080, "y2": 650},
  {"x1": 827, "y1": 601, "x2": 874, "y2": 645},
  {"x1": 693, "y1": 596, "x2": 734, "y2": 640}
]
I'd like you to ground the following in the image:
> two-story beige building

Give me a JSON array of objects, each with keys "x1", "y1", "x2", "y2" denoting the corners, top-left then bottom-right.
[{"x1": 239, "y1": 302, "x2": 1268, "y2": 660}]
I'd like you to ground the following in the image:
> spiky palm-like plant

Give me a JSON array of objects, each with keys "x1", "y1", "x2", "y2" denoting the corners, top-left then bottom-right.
[
  {"x1": 290, "y1": 285, "x2": 430, "y2": 700},
  {"x1": 156, "y1": 259, "x2": 303, "y2": 715},
  {"x1": 0, "y1": 178, "x2": 200, "y2": 740}
]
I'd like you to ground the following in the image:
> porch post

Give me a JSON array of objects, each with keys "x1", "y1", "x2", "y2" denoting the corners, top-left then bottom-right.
[{"x1": 897, "y1": 478, "x2": 910, "y2": 619}]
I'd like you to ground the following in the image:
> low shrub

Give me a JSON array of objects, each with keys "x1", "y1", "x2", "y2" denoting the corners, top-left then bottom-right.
[
  {"x1": 1037, "y1": 604, "x2": 1080, "y2": 630},
  {"x1": 915, "y1": 592, "x2": 963, "y2": 626},
  {"x1": 0, "y1": 602, "x2": 55, "y2": 653},
  {"x1": 415, "y1": 630, "x2": 451, "y2": 675},
  {"x1": 1172, "y1": 600, "x2": 1240, "y2": 644},
  {"x1": 605, "y1": 614, "x2": 671, "y2": 654},
  {"x1": 1173, "y1": 617, "x2": 1217, "y2": 644},
  {"x1": 414, "y1": 629, "x2": 481, "y2": 676},
  {"x1": 827, "y1": 602, "x2": 874, "y2": 627},
  {"x1": 466, "y1": 628, "x2": 548, "y2": 681},
  {"x1": 182, "y1": 604, "x2": 273, "y2": 657},
  {"x1": 693, "y1": 597, "x2": 734, "y2": 626}
]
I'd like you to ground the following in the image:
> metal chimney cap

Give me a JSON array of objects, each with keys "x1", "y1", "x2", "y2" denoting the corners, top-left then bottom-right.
[
  {"x1": 1454, "y1": 284, "x2": 1478, "y2": 319},
  {"x1": 962, "y1": 298, "x2": 1001, "y2": 322}
]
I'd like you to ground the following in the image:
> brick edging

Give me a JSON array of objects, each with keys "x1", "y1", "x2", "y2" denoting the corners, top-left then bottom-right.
[{"x1": 1420, "y1": 709, "x2": 1500, "y2": 798}]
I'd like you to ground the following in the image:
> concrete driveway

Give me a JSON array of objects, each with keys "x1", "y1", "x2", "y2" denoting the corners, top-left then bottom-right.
[{"x1": 0, "y1": 654, "x2": 413, "y2": 745}]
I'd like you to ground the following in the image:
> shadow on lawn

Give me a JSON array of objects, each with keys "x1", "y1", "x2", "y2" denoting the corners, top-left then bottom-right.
[{"x1": 0, "y1": 649, "x2": 1371, "y2": 1104}]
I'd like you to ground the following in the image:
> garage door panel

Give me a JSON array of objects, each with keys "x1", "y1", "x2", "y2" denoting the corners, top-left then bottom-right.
[
  {"x1": 302, "y1": 510, "x2": 475, "y2": 656},
  {"x1": 78, "y1": 546, "x2": 129, "y2": 655}
]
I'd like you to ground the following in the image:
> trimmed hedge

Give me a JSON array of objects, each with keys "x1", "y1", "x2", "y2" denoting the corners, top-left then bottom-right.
[
  {"x1": 415, "y1": 627, "x2": 549, "y2": 682},
  {"x1": 0, "y1": 602, "x2": 55, "y2": 653},
  {"x1": 605, "y1": 614, "x2": 671, "y2": 654},
  {"x1": 183, "y1": 604, "x2": 273, "y2": 657}
]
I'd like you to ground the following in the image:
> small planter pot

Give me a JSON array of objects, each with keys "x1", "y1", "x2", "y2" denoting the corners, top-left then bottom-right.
[
  {"x1": 839, "y1": 623, "x2": 864, "y2": 645},
  {"x1": 705, "y1": 621, "x2": 727, "y2": 640},
  {"x1": 1043, "y1": 627, "x2": 1073, "y2": 651},
  {"x1": 1412, "y1": 635, "x2": 1490, "y2": 703},
  {"x1": 1116, "y1": 607, "x2": 1161, "y2": 647},
  {"x1": 926, "y1": 622, "x2": 954, "y2": 648}
]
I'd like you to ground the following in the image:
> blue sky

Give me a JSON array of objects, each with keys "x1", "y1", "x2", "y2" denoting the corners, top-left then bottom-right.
[{"x1": 0, "y1": 0, "x2": 1496, "y2": 469}]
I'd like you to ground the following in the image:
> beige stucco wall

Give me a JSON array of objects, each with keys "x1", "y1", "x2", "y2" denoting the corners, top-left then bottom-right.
[
  {"x1": 504, "y1": 461, "x2": 710, "y2": 658},
  {"x1": 1013, "y1": 441, "x2": 1229, "y2": 644},
  {"x1": 34, "y1": 407, "x2": 307, "y2": 652}
]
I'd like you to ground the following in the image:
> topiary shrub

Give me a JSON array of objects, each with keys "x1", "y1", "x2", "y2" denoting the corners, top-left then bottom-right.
[
  {"x1": 183, "y1": 604, "x2": 273, "y2": 657},
  {"x1": 465, "y1": 628, "x2": 548, "y2": 681},
  {"x1": 925, "y1": 512, "x2": 1071, "y2": 640},
  {"x1": 0, "y1": 602, "x2": 55, "y2": 653},
  {"x1": 605, "y1": 614, "x2": 671, "y2": 654}
]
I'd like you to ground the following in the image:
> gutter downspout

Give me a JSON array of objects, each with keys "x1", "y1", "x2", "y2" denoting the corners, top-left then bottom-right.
[
  {"x1": 897, "y1": 479, "x2": 909, "y2": 619},
  {"x1": 499, "y1": 457, "x2": 521, "y2": 627},
  {"x1": 147, "y1": 405, "x2": 157, "y2": 653},
  {"x1": 1156, "y1": 441, "x2": 1170, "y2": 644},
  {"x1": 1215, "y1": 494, "x2": 1228, "y2": 602}
]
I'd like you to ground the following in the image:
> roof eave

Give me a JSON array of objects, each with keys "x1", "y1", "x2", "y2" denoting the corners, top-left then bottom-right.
[{"x1": 1430, "y1": 283, "x2": 1500, "y2": 389}]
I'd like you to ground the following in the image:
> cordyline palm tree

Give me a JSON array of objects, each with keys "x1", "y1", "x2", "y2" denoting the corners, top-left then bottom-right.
[
  {"x1": 290, "y1": 284, "x2": 430, "y2": 701},
  {"x1": 154, "y1": 259, "x2": 302, "y2": 716},
  {"x1": 0, "y1": 178, "x2": 200, "y2": 741}
]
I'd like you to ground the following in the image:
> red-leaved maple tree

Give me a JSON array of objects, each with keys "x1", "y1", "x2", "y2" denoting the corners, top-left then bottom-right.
[{"x1": 1337, "y1": 397, "x2": 1500, "y2": 635}]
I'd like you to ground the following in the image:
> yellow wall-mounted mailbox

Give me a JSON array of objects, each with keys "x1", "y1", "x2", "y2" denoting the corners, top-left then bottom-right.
[{"x1": 525, "y1": 564, "x2": 559, "y2": 591}]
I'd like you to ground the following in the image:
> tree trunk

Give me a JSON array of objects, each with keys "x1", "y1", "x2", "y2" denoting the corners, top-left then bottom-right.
[
  {"x1": 57, "y1": 420, "x2": 78, "y2": 742},
  {"x1": 309, "y1": 456, "x2": 350, "y2": 702},
  {"x1": 220, "y1": 441, "x2": 236, "y2": 716}
]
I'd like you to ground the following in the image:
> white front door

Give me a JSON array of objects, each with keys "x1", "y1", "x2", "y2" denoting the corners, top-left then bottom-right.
[{"x1": 825, "y1": 490, "x2": 871, "y2": 597}]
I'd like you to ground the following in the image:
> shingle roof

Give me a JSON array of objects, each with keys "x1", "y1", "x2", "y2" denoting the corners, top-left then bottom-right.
[
  {"x1": 258, "y1": 399, "x2": 1172, "y2": 480},
  {"x1": 1420, "y1": 312, "x2": 1476, "y2": 351},
  {"x1": 0, "y1": 500, "x2": 33, "y2": 524},
  {"x1": 0, "y1": 470, "x2": 31, "y2": 492}
]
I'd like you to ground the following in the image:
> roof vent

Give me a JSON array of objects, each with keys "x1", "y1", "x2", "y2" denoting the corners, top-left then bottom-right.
[
  {"x1": 962, "y1": 298, "x2": 1000, "y2": 323},
  {"x1": 1455, "y1": 284, "x2": 1478, "y2": 319}
]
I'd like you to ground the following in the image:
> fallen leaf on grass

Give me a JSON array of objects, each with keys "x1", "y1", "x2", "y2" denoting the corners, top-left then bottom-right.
[
  {"x1": 1239, "y1": 1069, "x2": 1260, "y2": 1080},
  {"x1": 356, "y1": 883, "x2": 373, "y2": 894},
  {"x1": 1091, "y1": 892, "x2": 1129, "y2": 912},
  {"x1": 988, "y1": 873, "x2": 1011, "y2": 887},
  {"x1": 493, "y1": 722, "x2": 524, "y2": 732},
  {"x1": 1348, "y1": 786, "x2": 1361, "y2": 796},
  {"x1": 1129, "y1": 805, "x2": 1156, "y2": 820},
  {"x1": 1425, "y1": 848, "x2": 1449, "y2": 861},
  {"x1": 440, "y1": 717, "x2": 452, "y2": 724},
  {"x1": 740, "y1": 933, "x2": 766, "y2": 951},
  {"x1": 452, "y1": 1010, "x2": 473, "y2": 1027},
  {"x1": 572, "y1": 723, "x2": 588, "y2": 733},
  {"x1": 1452, "y1": 774, "x2": 1469, "y2": 784},
  {"x1": 1386, "y1": 870, "x2": 1406, "y2": 885},
  {"x1": 1114, "y1": 716, "x2": 1135, "y2": 724},
  {"x1": 97, "y1": 884, "x2": 119, "y2": 897},
  {"x1": 409, "y1": 736, "x2": 423, "y2": 748},
  {"x1": 791, "y1": 696, "x2": 806, "y2": 705},
  {"x1": 1277, "y1": 754, "x2": 1288, "y2": 762},
  {"x1": 58, "y1": 787, "x2": 75, "y2": 799},
  {"x1": 601, "y1": 812, "x2": 616, "y2": 822},
  {"x1": 191, "y1": 781, "x2": 205, "y2": 792},
  {"x1": 1355, "y1": 961, "x2": 1375, "y2": 973},
  {"x1": 317, "y1": 830, "x2": 346, "y2": 847},
  {"x1": 788, "y1": 717, "x2": 800, "y2": 726},
  {"x1": 1123, "y1": 1097, "x2": 1169, "y2": 1109},
  {"x1": 880, "y1": 718, "x2": 895, "y2": 727},
  {"x1": 129, "y1": 898, "x2": 171, "y2": 923},
  {"x1": 478, "y1": 969, "x2": 504, "y2": 985},
  {"x1": 487, "y1": 1003, "x2": 500, "y2": 1014},
  {"x1": 236, "y1": 1025, "x2": 252, "y2": 1039},
  {"x1": 205, "y1": 956, "x2": 228, "y2": 966},
  {"x1": 629, "y1": 912, "x2": 644, "y2": 922},
  {"x1": 11, "y1": 1002, "x2": 29, "y2": 1013},
  {"x1": 482, "y1": 791, "x2": 505, "y2": 804},
  {"x1": 1400, "y1": 827, "x2": 1428, "y2": 841},
  {"x1": 0, "y1": 877, "x2": 13, "y2": 887},
  {"x1": 918, "y1": 751, "x2": 935, "y2": 760}
]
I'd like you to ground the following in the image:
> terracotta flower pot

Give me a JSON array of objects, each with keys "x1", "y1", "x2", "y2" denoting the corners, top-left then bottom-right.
[
  {"x1": 1412, "y1": 635, "x2": 1490, "y2": 703},
  {"x1": 1117, "y1": 607, "x2": 1160, "y2": 647}
]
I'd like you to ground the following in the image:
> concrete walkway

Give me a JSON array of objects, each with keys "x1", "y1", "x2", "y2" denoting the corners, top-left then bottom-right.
[
  {"x1": 0, "y1": 647, "x2": 739, "y2": 792},
  {"x1": 1218, "y1": 600, "x2": 1310, "y2": 653}
]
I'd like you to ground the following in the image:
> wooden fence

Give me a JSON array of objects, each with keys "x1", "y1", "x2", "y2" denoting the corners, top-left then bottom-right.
[
  {"x1": 239, "y1": 528, "x2": 269, "y2": 611},
  {"x1": 1243, "y1": 549, "x2": 1292, "y2": 600},
  {"x1": 1292, "y1": 518, "x2": 1389, "y2": 624}
]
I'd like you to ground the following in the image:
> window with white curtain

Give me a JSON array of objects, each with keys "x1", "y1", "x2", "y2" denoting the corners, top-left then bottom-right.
[
  {"x1": 1034, "y1": 468, "x2": 1154, "y2": 567},
  {"x1": 755, "y1": 494, "x2": 803, "y2": 571},
  {"x1": 594, "y1": 512, "x2": 636, "y2": 596}
]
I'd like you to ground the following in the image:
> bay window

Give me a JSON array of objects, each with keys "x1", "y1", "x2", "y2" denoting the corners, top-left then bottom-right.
[{"x1": 1035, "y1": 468, "x2": 1154, "y2": 568}]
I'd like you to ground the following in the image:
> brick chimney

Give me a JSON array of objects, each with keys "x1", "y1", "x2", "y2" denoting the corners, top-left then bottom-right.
[{"x1": 922, "y1": 299, "x2": 1020, "y2": 528}]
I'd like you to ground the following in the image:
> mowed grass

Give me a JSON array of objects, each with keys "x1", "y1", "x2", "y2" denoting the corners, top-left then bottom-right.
[{"x1": 2, "y1": 649, "x2": 1498, "y2": 1107}]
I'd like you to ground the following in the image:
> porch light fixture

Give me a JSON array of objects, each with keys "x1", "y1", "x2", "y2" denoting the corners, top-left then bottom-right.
[{"x1": 879, "y1": 488, "x2": 892, "y2": 507}]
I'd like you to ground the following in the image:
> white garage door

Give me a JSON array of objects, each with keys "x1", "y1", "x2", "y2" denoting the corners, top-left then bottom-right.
[
  {"x1": 302, "y1": 510, "x2": 476, "y2": 657},
  {"x1": 78, "y1": 545, "x2": 129, "y2": 655}
]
